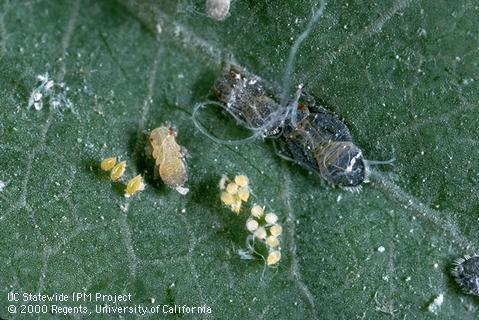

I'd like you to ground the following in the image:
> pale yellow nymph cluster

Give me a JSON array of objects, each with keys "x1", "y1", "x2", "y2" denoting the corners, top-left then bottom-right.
[
  {"x1": 219, "y1": 174, "x2": 250, "y2": 214},
  {"x1": 100, "y1": 156, "x2": 126, "y2": 181},
  {"x1": 100, "y1": 156, "x2": 144, "y2": 198}
]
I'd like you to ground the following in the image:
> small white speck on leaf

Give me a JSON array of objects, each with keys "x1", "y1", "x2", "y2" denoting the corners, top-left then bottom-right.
[
  {"x1": 0, "y1": 181, "x2": 6, "y2": 192},
  {"x1": 28, "y1": 73, "x2": 73, "y2": 112},
  {"x1": 175, "y1": 186, "x2": 189, "y2": 195},
  {"x1": 119, "y1": 203, "x2": 129, "y2": 213},
  {"x1": 377, "y1": 246, "x2": 385, "y2": 253},
  {"x1": 427, "y1": 293, "x2": 444, "y2": 314}
]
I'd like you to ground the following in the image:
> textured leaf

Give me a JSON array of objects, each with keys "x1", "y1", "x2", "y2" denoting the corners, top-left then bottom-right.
[{"x1": 0, "y1": 0, "x2": 478, "y2": 319}]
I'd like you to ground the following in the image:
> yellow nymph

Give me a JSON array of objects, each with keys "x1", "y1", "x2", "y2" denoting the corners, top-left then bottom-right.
[
  {"x1": 110, "y1": 161, "x2": 126, "y2": 181},
  {"x1": 125, "y1": 175, "x2": 145, "y2": 197},
  {"x1": 100, "y1": 156, "x2": 117, "y2": 171}
]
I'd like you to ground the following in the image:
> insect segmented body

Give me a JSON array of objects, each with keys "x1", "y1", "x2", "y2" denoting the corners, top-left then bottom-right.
[
  {"x1": 213, "y1": 65, "x2": 285, "y2": 137},
  {"x1": 281, "y1": 92, "x2": 367, "y2": 188},
  {"x1": 149, "y1": 125, "x2": 189, "y2": 194},
  {"x1": 452, "y1": 254, "x2": 479, "y2": 296},
  {"x1": 212, "y1": 65, "x2": 367, "y2": 189}
]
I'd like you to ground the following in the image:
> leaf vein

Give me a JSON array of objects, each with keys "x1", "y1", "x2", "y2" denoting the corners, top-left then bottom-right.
[{"x1": 281, "y1": 164, "x2": 318, "y2": 319}]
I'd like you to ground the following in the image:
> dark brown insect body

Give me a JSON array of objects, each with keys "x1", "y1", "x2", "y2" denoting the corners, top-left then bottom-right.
[
  {"x1": 213, "y1": 66, "x2": 284, "y2": 136},
  {"x1": 281, "y1": 92, "x2": 366, "y2": 188},
  {"x1": 212, "y1": 65, "x2": 367, "y2": 189},
  {"x1": 452, "y1": 254, "x2": 479, "y2": 296}
]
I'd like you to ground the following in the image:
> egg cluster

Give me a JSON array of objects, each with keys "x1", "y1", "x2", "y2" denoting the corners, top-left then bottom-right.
[
  {"x1": 219, "y1": 175, "x2": 250, "y2": 214},
  {"x1": 220, "y1": 174, "x2": 282, "y2": 266},
  {"x1": 246, "y1": 205, "x2": 283, "y2": 266},
  {"x1": 100, "y1": 156, "x2": 145, "y2": 198}
]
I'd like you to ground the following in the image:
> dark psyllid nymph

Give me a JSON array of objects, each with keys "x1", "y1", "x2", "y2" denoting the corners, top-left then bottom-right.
[{"x1": 210, "y1": 65, "x2": 368, "y2": 189}]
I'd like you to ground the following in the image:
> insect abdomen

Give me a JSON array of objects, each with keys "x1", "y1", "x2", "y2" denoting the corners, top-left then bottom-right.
[
  {"x1": 211, "y1": 65, "x2": 367, "y2": 188},
  {"x1": 214, "y1": 66, "x2": 283, "y2": 136},
  {"x1": 283, "y1": 98, "x2": 366, "y2": 187}
]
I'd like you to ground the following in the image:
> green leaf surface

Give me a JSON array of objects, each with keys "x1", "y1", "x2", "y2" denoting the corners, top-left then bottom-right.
[{"x1": 1, "y1": 0, "x2": 478, "y2": 319}]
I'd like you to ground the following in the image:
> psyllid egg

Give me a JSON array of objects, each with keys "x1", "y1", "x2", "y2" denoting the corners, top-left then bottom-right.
[
  {"x1": 219, "y1": 174, "x2": 251, "y2": 214},
  {"x1": 220, "y1": 174, "x2": 284, "y2": 267},
  {"x1": 267, "y1": 251, "x2": 281, "y2": 266}
]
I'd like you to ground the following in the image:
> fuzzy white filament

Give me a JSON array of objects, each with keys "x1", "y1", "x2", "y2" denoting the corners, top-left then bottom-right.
[{"x1": 280, "y1": 1, "x2": 326, "y2": 108}]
